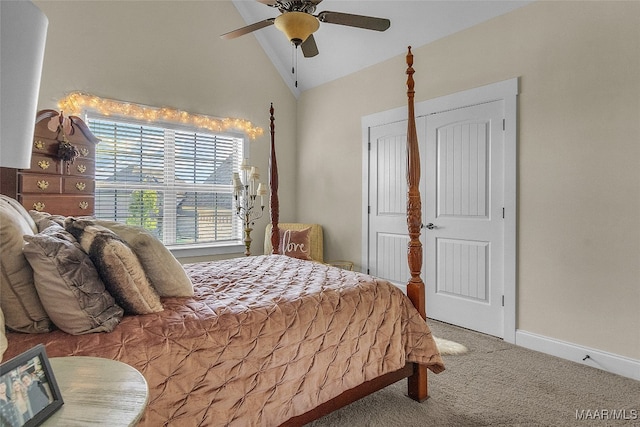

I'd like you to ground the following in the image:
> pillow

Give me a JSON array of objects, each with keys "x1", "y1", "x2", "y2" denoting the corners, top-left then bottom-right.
[
  {"x1": 64, "y1": 218, "x2": 163, "y2": 315},
  {"x1": 28, "y1": 210, "x2": 67, "y2": 232},
  {"x1": 23, "y1": 224, "x2": 124, "y2": 334},
  {"x1": 1, "y1": 195, "x2": 37, "y2": 233},
  {"x1": 279, "y1": 227, "x2": 312, "y2": 260},
  {"x1": 0, "y1": 308, "x2": 7, "y2": 362},
  {"x1": 92, "y1": 220, "x2": 193, "y2": 297},
  {"x1": 0, "y1": 197, "x2": 52, "y2": 333}
]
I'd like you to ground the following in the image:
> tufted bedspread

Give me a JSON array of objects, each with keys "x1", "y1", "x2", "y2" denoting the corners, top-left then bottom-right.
[{"x1": 5, "y1": 255, "x2": 444, "y2": 426}]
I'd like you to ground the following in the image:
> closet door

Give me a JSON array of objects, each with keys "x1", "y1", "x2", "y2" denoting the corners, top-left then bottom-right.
[
  {"x1": 367, "y1": 117, "x2": 426, "y2": 287},
  {"x1": 364, "y1": 78, "x2": 517, "y2": 341},
  {"x1": 366, "y1": 101, "x2": 507, "y2": 338},
  {"x1": 424, "y1": 100, "x2": 505, "y2": 338}
]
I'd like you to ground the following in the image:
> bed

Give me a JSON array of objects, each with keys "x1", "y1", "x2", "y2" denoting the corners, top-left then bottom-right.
[{"x1": 1, "y1": 47, "x2": 443, "y2": 426}]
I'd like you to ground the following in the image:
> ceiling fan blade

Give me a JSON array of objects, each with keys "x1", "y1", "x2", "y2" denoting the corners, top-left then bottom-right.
[
  {"x1": 301, "y1": 34, "x2": 319, "y2": 58},
  {"x1": 220, "y1": 18, "x2": 275, "y2": 40},
  {"x1": 317, "y1": 11, "x2": 390, "y2": 31}
]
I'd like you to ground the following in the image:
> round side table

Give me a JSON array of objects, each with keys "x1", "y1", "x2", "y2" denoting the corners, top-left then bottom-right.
[{"x1": 43, "y1": 356, "x2": 148, "y2": 426}]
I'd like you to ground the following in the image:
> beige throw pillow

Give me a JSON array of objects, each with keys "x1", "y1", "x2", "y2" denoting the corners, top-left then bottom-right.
[
  {"x1": 0, "y1": 308, "x2": 7, "y2": 362},
  {"x1": 93, "y1": 220, "x2": 194, "y2": 297},
  {"x1": 0, "y1": 197, "x2": 51, "y2": 333},
  {"x1": 65, "y1": 218, "x2": 163, "y2": 315}
]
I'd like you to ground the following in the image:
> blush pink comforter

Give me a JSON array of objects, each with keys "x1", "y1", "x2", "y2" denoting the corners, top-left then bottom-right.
[{"x1": 5, "y1": 255, "x2": 444, "y2": 426}]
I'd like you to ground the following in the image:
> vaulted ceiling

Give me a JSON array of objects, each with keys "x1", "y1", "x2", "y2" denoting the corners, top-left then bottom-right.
[{"x1": 227, "y1": 0, "x2": 532, "y2": 96}]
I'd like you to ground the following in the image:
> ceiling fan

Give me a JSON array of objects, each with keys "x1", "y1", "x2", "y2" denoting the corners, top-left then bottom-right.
[{"x1": 220, "y1": 0, "x2": 391, "y2": 58}]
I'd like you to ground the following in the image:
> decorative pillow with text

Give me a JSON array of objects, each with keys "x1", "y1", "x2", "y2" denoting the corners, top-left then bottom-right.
[{"x1": 279, "y1": 227, "x2": 312, "y2": 261}]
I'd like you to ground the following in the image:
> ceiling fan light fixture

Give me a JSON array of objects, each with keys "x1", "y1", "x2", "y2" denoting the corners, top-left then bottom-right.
[{"x1": 274, "y1": 11, "x2": 319, "y2": 46}]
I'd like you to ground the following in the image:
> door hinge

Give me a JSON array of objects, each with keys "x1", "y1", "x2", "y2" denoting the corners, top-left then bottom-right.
[
  {"x1": 502, "y1": 207, "x2": 505, "y2": 218},
  {"x1": 368, "y1": 205, "x2": 371, "y2": 214},
  {"x1": 502, "y1": 119, "x2": 506, "y2": 131},
  {"x1": 368, "y1": 142, "x2": 371, "y2": 151},
  {"x1": 502, "y1": 295, "x2": 505, "y2": 306}
]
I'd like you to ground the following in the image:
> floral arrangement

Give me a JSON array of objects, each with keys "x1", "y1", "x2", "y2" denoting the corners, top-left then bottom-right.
[
  {"x1": 57, "y1": 139, "x2": 79, "y2": 163},
  {"x1": 48, "y1": 111, "x2": 79, "y2": 166}
]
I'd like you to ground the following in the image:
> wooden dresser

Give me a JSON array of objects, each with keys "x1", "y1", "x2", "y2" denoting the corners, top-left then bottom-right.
[{"x1": 0, "y1": 110, "x2": 99, "y2": 216}]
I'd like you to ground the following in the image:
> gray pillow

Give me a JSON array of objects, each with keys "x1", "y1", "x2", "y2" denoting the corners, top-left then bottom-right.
[
  {"x1": 64, "y1": 218, "x2": 163, "y2": 315},
  {"x1": 28, "y1": 210, "x2": 67, "y2": 231},
  {"x1": 29, "y1": 214, "x2": 193, "y2": 297},
  {"x1": 23, "y1": 224, "x2": 124, "y2": 334}
]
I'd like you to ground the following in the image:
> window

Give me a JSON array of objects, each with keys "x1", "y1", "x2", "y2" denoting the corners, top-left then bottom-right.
[{"x1": 86, "y1": 115, "x2": 245, "y2": 248}]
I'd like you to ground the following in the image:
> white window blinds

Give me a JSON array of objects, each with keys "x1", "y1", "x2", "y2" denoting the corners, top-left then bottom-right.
[{"x1": 87, "y1": 116, "x2": 243, "y2": 247}]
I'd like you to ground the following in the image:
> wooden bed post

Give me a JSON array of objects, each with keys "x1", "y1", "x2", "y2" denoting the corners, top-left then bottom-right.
[
  {"x1": 269, "y1": 103, "x2": 280, "y2": 254},
  {"x1": 405, "y1": 46, "x2": 429, "y2": 402}
]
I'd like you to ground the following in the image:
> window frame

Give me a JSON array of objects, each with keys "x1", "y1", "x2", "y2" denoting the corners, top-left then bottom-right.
[{"x1": 83, "y1": 112, "x2": 249, "y2": 257}]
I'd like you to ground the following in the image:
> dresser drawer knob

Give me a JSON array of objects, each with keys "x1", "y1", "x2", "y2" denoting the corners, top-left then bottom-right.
[
  {"x1": 79, "y1": 147, "x2": 90, "y2": 157},
  {"x1": 76, "y1": 164, "x2": 87, "y2": 174},
  {"x1": 33, "y1": 202, "x2": 46, "y2": 212},
  {"x1": 75, "y1": 182, "x2": 86, "y2": 191},
  {"x1": 36, "y1": 180, "x2": 50, "y2": 190},
  {"x1": 37, "y1": 160, "x2": 50, "y2": 170},
  {"x1": 34, "y1": 140, "x2": 45, "y2": 150},
  {"x1": 79, "y1": 201, "x2": 89, "y2": 210}
]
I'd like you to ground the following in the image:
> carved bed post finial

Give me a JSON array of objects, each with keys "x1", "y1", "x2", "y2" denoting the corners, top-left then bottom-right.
[
  {"x1": 269, "y1": 103, "x2": 280, "y2": 254},
  {"x1": 405, "y1": 46, "x2": 424, "y2": 319},
  {"x1": 405, "y1": 46, "x2": 429, "y2": 402}
]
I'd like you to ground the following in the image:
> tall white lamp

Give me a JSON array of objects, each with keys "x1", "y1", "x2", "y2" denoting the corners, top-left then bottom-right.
[{"x1": 0, "y1": 0, "x2": 48, "y2": 168}]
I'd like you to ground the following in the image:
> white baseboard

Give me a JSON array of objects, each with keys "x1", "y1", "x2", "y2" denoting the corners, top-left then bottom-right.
[
  {"x1": 515, "y1": 330, "x2": 640, "y2": 381},
  {"x1": 391, "y1": 280, "x2": 640, "y2": 381}
]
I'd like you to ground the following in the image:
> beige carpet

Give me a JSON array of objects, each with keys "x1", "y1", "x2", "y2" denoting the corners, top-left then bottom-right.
[{"x1": 307, "y1": 320, "x2": 640, "y2": 426}]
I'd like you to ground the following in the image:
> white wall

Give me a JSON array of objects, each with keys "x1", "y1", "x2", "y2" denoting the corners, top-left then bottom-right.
[
  {"x1": 297, "y1": 1, "x2": 640, "y2": 360},
  {"x1": 33, "y1": 0, "x2": 298, "y2": 260}
]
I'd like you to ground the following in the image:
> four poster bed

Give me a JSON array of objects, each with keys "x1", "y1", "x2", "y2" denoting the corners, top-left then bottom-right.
[{"x1": 1, "y1": 48, "x2": 442, "y2": 426}]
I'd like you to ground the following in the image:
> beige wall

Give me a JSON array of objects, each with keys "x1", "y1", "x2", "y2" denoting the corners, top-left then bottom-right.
[
  {"x1": 297, "y1": 1, "x2": 640, "y2": 359},
  {"x1": 33, "y1": 0, "x2": 298, "y2": 258},
  {"x1": 33, "y1": 0, "x2": 639, "y2": 359}
]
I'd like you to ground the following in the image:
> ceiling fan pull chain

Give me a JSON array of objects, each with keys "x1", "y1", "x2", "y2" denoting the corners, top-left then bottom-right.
[{"x1": 291, "y1": 43, "x2": 299, "y2": 88}]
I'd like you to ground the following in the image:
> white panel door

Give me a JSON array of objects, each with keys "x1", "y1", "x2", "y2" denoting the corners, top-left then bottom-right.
[
  {"x1": 368, "y1": 118, "x2": 426, "y2": 286},
  {"x1": 424, "y1": 100, "x2": 505, "y2": 337}
]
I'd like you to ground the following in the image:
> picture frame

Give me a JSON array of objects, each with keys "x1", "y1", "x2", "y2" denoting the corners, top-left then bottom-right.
[{"x1": 0, "y1": 344, "x2": 63, "y2": 427}]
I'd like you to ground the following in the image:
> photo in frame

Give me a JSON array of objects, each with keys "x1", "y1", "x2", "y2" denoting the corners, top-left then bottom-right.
[{"x1": 0, "y1": 344, "x2": 63, "y2": 427}]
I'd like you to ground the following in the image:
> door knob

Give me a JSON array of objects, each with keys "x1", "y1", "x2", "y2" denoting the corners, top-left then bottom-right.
[{"x1": 422, "y1": 223, "x2": 436, "y2": 230}]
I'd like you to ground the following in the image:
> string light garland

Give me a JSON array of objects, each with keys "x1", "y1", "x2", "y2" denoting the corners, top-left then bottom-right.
[{"x1": 57, "y1": 92, "x2": 264, "y2": 140}]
